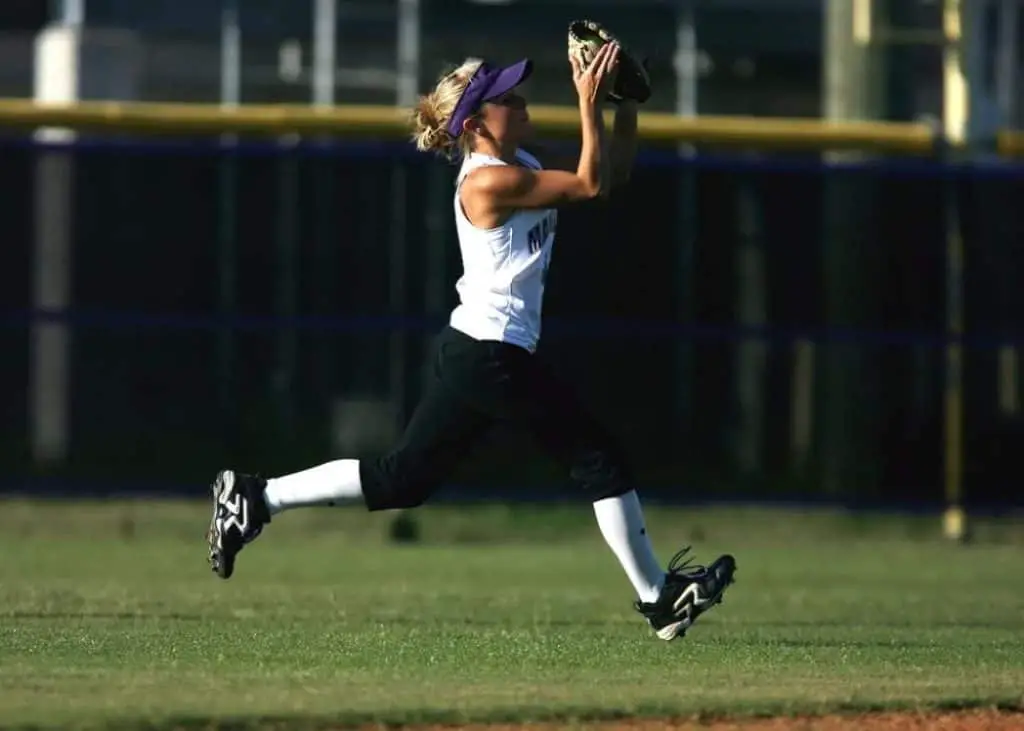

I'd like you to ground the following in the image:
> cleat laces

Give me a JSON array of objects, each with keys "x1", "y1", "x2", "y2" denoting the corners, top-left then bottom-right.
[{"x1": 665, "y1": 545, "x2": 708, "y2": 581}]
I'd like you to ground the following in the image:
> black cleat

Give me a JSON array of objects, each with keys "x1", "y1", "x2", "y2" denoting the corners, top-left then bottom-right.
[
  {"x1": 634, "y1": 546, "x2": 736, "y2": 641},
  {"x1": 206, "y1": 470, "x2": 271, "y2": 579}
]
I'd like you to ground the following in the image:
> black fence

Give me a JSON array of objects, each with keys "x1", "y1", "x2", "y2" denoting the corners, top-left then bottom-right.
[{"x1": 2, "y1": 134, "x2": 1022, "y2": 508}]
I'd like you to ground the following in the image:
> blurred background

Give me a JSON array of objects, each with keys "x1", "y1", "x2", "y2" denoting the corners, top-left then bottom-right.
[{"x1": 0, "y1": 0, "x2": 1021, "y2": 515}]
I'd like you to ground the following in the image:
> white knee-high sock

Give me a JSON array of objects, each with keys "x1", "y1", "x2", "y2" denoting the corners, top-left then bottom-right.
[
  {"x1": 593, "y1": 490, "x2": 665, "y2": 604},
  {"x1": 262, "y1": 459, "x2": 363, "y2": 515}
]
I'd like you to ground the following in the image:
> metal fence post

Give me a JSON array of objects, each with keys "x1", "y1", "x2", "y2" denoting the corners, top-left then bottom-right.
[
  {"x1": 275, "y1": 140, "x2": 300, "y2": 439},
  {"x1": 673, "y1": 2, "x2": 698, "y2": 450},
  {"x1": 217, "y1": 0, "x2": 241, "y2": 443}
]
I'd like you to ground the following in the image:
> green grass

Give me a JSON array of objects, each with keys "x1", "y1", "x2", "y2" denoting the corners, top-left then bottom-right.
[{"x1": 2, "y1": 500, "x2": 1023, "y2": 730}]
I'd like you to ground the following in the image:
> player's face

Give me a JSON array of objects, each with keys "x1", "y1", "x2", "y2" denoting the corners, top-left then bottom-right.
[{"x1": 482, "y1": 90, "x2": 532, "y2": 143}]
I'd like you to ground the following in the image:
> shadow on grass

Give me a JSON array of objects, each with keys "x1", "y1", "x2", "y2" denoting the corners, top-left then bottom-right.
[
  {"x1": 3, "y1": 699, "x2": 1022, "y2": 731},
  {"x1": 3, "y1": 612, "x2": 208, "y2": 621}
]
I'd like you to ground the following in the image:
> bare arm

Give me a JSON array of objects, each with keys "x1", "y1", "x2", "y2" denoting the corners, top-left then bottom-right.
[
  {"x1": 466, "y1": 155, "x2": 602, "y2": 213},
  {"x1": 577, "y1": 90, "x2": 609, "y2": 200},
  {"x1": 609, "y1": 100, "x2": 638, "y2": 186}
]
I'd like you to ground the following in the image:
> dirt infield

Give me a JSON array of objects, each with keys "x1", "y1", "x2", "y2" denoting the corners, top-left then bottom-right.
[{"x1": 366, "y1": 710, "x2": 1024, "y2": 731}]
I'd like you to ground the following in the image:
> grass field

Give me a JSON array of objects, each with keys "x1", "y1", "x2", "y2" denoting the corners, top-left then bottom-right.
[{"x1": 2, "y1": 499, "x2": 1023, "y2": 731}]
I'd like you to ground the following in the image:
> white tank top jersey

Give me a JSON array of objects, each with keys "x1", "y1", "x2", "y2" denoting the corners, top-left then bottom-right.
[{"x1": 448, "y1": 149, "x2": 558, "y2": 353}]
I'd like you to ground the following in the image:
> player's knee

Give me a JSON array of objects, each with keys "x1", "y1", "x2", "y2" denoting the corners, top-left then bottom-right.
[
  {"x1": 360, "y1": 452, "x2": 440, "y2": 511},
  {"x1": 570, "y1": 444, "x2": 633, "y2": 501}
]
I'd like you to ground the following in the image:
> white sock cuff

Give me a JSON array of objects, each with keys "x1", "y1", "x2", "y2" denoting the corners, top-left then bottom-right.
[{"x1": 263, "y1": 458, "x2": 363, "y2": 515}]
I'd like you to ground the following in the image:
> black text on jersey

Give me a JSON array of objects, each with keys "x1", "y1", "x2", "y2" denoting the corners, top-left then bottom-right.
[{"x1": 527, "y1": 212, "x2": 557, "y2": 254}]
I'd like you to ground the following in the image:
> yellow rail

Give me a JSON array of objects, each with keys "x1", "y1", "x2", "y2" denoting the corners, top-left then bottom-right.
[
  {"x1": 997, "y1": 129, "x2": 1024, "y2": 157},
  {"x1": 0, "y1": 98, "x2": 943, "y2": 154}
]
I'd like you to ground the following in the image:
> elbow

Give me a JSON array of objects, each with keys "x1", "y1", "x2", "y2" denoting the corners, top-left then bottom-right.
[
  {"x1": 574, "y1": 180, "x2": 604, "y2": 202},
  {"x1": 569, "y1": 169, "x2": 609, "y2": 201}
]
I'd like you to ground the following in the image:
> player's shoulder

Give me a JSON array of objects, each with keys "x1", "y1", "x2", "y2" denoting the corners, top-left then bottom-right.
[{"x1": 463, "y1": 162, "x2": 531, "y2": 196}]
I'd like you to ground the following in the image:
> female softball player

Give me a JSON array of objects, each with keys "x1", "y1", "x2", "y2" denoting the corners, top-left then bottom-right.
[{"x1": 206, "y1": 43, "x2": 735, "y2": 641}]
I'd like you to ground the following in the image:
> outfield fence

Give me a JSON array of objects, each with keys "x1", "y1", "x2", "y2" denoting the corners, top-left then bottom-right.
[{"x1": 2, "y1": 100, "x2": 1022, "y2": 526}]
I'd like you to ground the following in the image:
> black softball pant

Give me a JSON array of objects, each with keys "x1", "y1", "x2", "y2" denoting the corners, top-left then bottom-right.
[{"x1": 360, "y1": 326, "x2": 633, "y2": 511}]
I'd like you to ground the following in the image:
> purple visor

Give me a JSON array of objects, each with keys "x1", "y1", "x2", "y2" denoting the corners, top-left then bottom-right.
[{"x1": 445, "y1": 59, "x2": 533, "y2": 138}]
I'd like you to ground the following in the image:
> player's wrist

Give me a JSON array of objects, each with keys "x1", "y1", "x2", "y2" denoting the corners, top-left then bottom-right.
[{"x1": 578, "y1": 97, "x2": 603, "y2": 120}]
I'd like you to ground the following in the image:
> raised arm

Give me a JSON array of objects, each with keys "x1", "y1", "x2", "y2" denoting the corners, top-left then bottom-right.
[
  {"x1": 462, "y1": 43, "x2": 621, "y2": 219},
  {"x1": 526, "y1": 57, "x2": 636, "y2": 187},
  {"x1": 467, "y1": 163, "x2": 601, "y2": 210}
]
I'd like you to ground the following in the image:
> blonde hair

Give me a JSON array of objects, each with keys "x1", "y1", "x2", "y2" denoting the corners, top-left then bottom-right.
[{"x1": 411, "y1": 58, "x2": 483, "y2": 161}]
